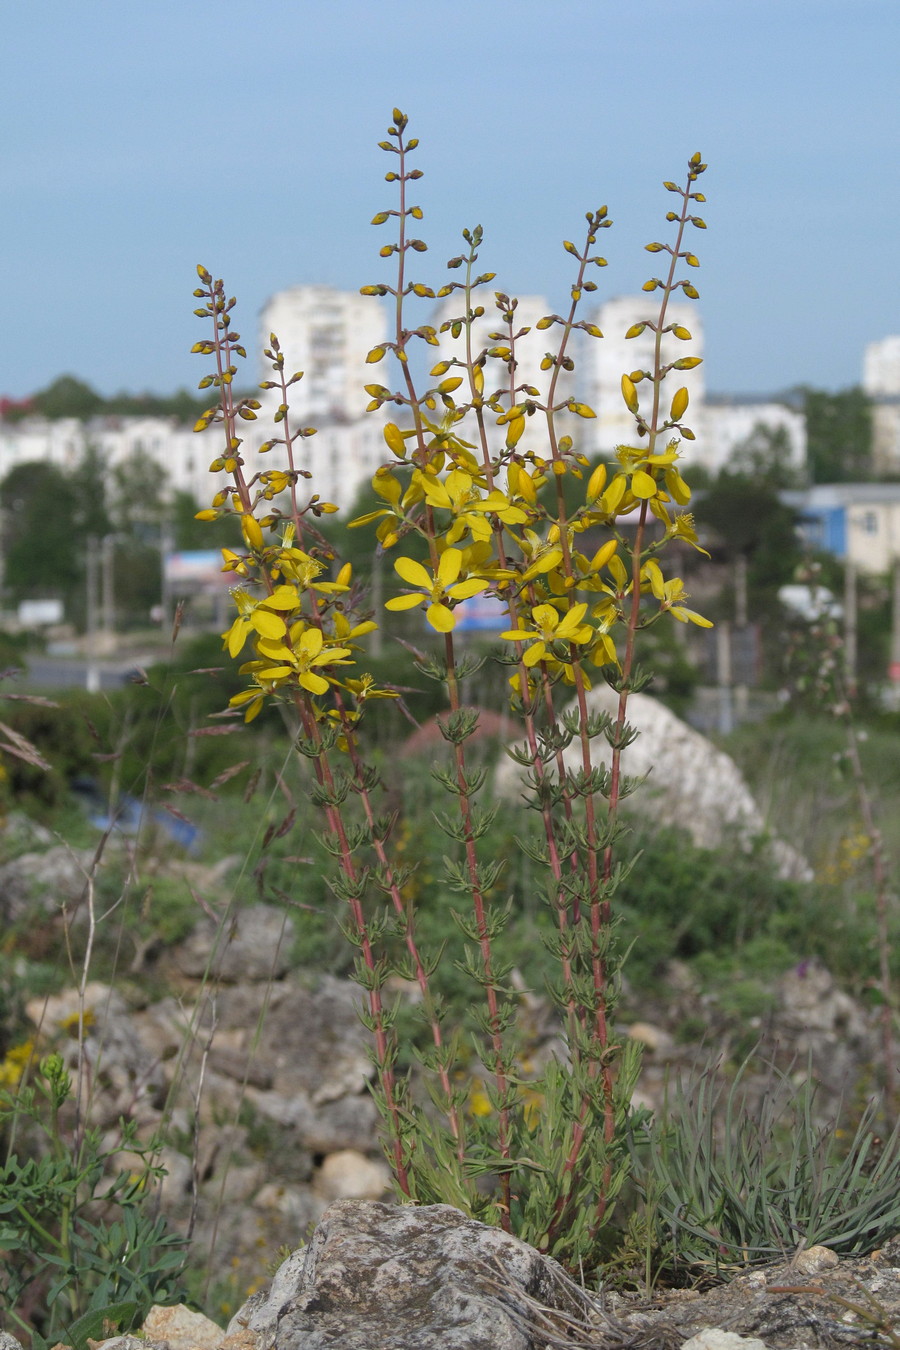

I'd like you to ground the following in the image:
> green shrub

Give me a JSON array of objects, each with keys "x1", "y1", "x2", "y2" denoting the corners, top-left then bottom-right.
[{"x1": 0, "y1": 1053, "x2": 185, "y2": 1346}]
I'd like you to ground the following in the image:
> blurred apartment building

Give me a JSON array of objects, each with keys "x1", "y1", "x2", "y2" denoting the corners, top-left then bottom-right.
[
  {"x1": 0, "y1": 286, "x2": 808, "y2": 509},
  {"x1": 580, "y1": 295, "x2": 806, "y2": 478},
  {"x1": 863, "y1": 335, "x2": 900, "y2": 474}
]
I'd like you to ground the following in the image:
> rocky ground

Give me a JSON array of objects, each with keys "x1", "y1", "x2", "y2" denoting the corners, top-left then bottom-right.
[
  {"x1": 3, "y1": 1204, "x2": 899, "y2": 1348},
  {"x1": 1, "y1": 798, "x2": 897, "y2": 1347}
]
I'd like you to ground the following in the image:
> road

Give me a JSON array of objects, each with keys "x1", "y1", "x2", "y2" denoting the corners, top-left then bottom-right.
[{"x1": 1, "y1": 655, "x2": 155, "y2": 693}]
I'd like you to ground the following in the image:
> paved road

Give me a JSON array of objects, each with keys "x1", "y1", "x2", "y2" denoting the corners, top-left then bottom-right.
[{"x1": 1, "y1": 656, "x2": 151, "y2": 693}]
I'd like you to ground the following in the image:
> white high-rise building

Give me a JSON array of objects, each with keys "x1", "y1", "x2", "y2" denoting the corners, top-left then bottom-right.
[
  {"x1": 258, "y1": 286, "x2": 388, "y2": 422},
  {"x1": 863, "y1": 336, "x2": 900, "y2": 477},
  {"x1": 240, "y1": 285, "x2": 392, "y2": 506},
  {"x1": 864, "y1": 336, "x2": 900, "y2": 398}
]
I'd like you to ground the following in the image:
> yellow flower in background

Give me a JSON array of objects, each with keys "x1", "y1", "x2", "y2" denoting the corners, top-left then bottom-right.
[{"x1": 0, "y1": 1039, "x2": 34, "y2": 1088}]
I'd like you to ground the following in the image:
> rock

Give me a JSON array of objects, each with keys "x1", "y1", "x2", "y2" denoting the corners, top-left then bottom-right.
[
  {"x1": 84, "y1": 1338, "x2": 159, "y2": 1350},
  {"x1": 775, "y1": 958, "x2": 877, "y2": 1106},
  {"x1": 495, "y1": 686, "x2": 811, "y2": 879},
  {"x1": 229, "y1": 1199, "x2": 585, "y2": 1350},
  {"x1": 173, "y1": 903, "x2": 296, "y2": 982},
  {"x1": 313, "y1": 1149, "x2": 392, "y2": 1202},
  {"x1": 778, "y1": 959, "x2": 868, "y2": 1038},
  {"x1": 681, "y1": 1332, "x2": 769, "y2": 1350},
  {"x1": 153, "y1": 1146, "x2": 194, "y2": 1205},
  {"x1": 228, "y1": 1246, "x2": 307, "y2": 1346},
  {"x1": 792, "y1": 1243, "x2": 839, "y2": 1275},
  {"x1": 141, "y1": 1303, "x2": 225, "y2": 1350},
  {"x1": 252, "y1": 1181, "x2": 325, "y2": 1232},
  {"x1": 0, "y1": 843, "x2": 96, "y2": 920},
  {"x1": 25, "y1": 982, "x2": 165, "y2": 1125},
  {"x1": 0, "y1": 810, "x2": 53, "y2": 853},
  {"x1": 627, "y1": 1021, "x2": 676, "y2": 1055},
  {"x1": 218, "y1": 976, "x2": 380, "y2": 1151}
]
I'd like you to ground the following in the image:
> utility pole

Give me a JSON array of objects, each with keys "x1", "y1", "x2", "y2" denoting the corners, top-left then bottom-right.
[
  {"x1": 101, "y1": 534, "x2": 115, "y2": 644},
  {"x1": 734, "y1": 553, "x2": 749, "y2": 723},
  {"x1": 717, "y1": 619, "x2": 733, "y2": 736},
  {"x1": 890, "y1": 558, "x2": 900, "y2": 709},
  {"x1": 85, "y1": 535, "x2": 100, "y2": 693},
  {"x1": 159, "y1": 521, "x2": 174, "y2": 632},
  {"x1": 843, "y1": 560, "x2": 858, "y2": 698}
]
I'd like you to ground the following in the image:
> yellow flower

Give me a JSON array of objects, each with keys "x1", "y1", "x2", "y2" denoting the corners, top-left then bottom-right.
[
  {"x1": 384, "y1": 549, "x2": 487, "y2": 633},
  {"x1": 222, "y1": 585, "x2": 301, "y2": 659},
  {"x1": 343, "y1": 674, "x2": 399, "y2": 702},
  {"x1": 251, "y1": 623, "x2": 354, "y2": 695},
  {"x1": 644, "y1": 567, "x2": 713, "y2": 627},
  {"x1": 501, "y1": 601, "x2": 594, "y2": 666}
]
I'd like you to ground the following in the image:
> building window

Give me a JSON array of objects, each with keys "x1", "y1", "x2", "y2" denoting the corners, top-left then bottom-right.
[{"x1": 861, "y1": 511, "x2": 878, "y2": 535}]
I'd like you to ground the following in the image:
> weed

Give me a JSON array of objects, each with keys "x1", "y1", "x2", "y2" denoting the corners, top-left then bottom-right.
[
  {"x1": 190, "y1": 109, "x2": 711, "y2": 1276},
  {"x1": 0, "y1": 1052, "x2": 186, "y2": 1348}
]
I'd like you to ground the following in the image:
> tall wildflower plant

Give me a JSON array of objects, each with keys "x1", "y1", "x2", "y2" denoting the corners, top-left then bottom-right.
[{"x1": 191, "y1": 110, "x2": 711, "y2": 1274}]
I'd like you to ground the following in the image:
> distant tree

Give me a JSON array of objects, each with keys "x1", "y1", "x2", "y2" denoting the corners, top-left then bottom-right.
[
  {"x1": 13, "y1": 376, "x2": 237, "y2": 426},
  {"x1": 69, "y1": 444, "x2": 112, "y2": 540},
  {"x1": 694, "y1": 472, "x2": 802, "y2": 600},
  {"x1": 729, "y1": 422, "x2": 801, "y2": 488},
  {"x1": 103, "y1": 387, "x2": 221, "y2": 421},
  {"x1": 30, "y1": 375, "x2": 104, "y2": 420},
  {"x1": 802, "y1": 386, "x2": 873, "y2": 483},
  {"x1": 1, "y1": 462, "x2": 83, "y2": 609},
  {"x1": 109, "y1": 450, "x2": 167, "y2": 543}
]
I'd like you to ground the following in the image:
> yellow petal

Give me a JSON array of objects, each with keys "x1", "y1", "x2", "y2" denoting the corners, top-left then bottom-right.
[
  {"x1": 383, "y1": 422, "x2": 407, "y2": 458},
  {"x1": 448, "y1": 579, "x2": 488, "y2": 600},
  {"x1": 250, "y1": 609, "x2": 287, "y2": 640},
  {"x1": 590, "y1": 540, "x2": 617, "y2": 572},
  {"x1": 265, "y1": 585, "x2": 301, "y2": 610},
  {"x1": 522, "y1": 642, "x2": 546, "y2": 667},
  {"x1": 437, "y1": 549, "x2": 463, "y2": 588},
  {"x1": 394, "y1": 556, "x2": 433, "y2": 590},
  {"x1": 426, "y1": 601, "x2": 456, "y2": 632},
  {"x1": 298, "y1": 671, "x2": 331, "y2": 694},
  {"x1": 224, "y1": 618, "x2": 250, "y2": 659},
  {"x1": 297, "y1": 626, "x2": 324, "y2": 659},
  {"x1": 385, "y1": 593, "x2": 425, "y2": 611},
  {"x1": 631, "y1": 469, "x2": 657, "y2": 499}
]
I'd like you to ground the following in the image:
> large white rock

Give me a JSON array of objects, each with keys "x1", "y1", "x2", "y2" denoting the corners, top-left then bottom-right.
[{"x1": 495, "y1": 686, "x2": 810, "y2": 880}]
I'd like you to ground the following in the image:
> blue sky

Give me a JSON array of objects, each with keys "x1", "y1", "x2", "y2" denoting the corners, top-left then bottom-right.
[{"x1": 3, "y1": 0, "x2": 898, "y2": 400}]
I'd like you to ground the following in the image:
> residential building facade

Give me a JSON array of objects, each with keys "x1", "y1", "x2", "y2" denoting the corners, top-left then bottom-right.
[
  {"x1": 783, "y1": 483, "x2": 900, "y2": 575},
  {"x1": 258, "y1": 285, "x2": 388, "y2": 422}
]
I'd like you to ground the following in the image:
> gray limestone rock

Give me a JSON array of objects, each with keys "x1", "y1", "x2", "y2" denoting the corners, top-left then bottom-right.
[
  {"x1": 218, "y1": 976, "x2": 380, "y2": 1151},
  {"x1": 173, "y1": 903, "x2": 297, "y2": 982},
  {"x1": 230, "y1": 1199, "x2": 584, "y2": 1350},
  {"x1": 0, "y1": 843, "x2": 96, "y2": 920}
]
